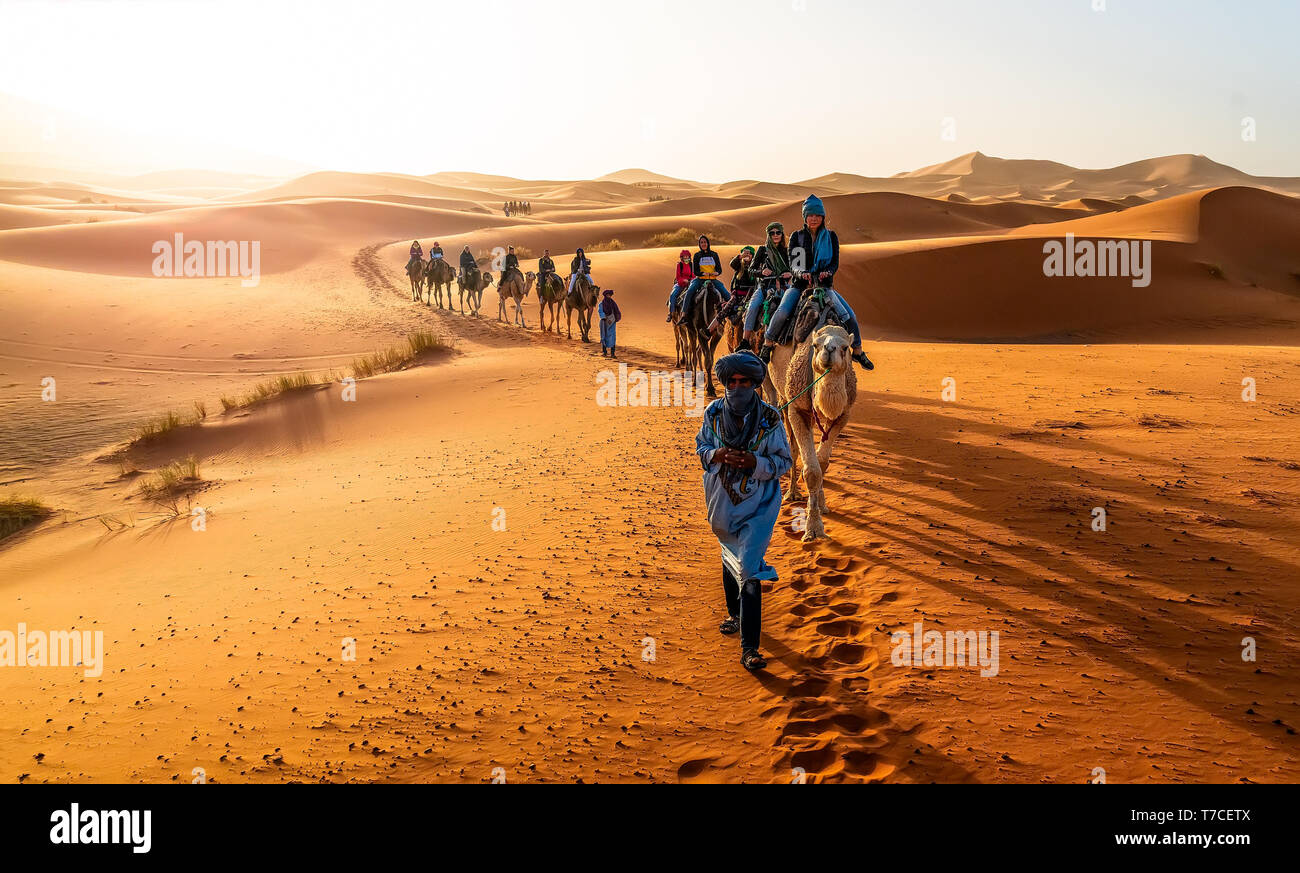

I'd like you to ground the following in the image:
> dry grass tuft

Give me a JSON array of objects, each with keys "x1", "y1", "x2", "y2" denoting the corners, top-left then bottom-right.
[{"x1": 0, "y1": 496, "x2": 52, "y2": 540}]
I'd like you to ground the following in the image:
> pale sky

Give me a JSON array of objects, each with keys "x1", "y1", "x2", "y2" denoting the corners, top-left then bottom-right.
[{"x1": 1, "y1": 0, "x2": 1296, "y2": 181}]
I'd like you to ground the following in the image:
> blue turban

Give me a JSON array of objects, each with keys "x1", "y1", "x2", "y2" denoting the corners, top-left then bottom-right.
[
  {"x1": 714, "y1": 350, "x2": 767, "y2": 388},
  {"x1": 802, "y1": 194, "x2": 825, "y2": 218}
]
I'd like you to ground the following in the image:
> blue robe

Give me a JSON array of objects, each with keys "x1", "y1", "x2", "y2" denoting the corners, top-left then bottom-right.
[{"x1": 694, "y1": 399, "x2": 793, "y2": 582}]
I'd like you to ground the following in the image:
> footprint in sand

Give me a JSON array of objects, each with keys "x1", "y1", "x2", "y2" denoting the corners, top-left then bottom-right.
[
  {"x1": 830, "y1": 643, "x2": 869, "y2": 665},
  {"x1": 815, "y1": 618, "x2": 865, "y2": 638},
  {"x1": 786, "y1": 677, "x2": 833, "y2": 699},
  {"x1": 790, "y1": 741, "x2": 840, "y2": 775},
  {"x1": 676, "y1": 756, "x2": 719, "y2": 782}
]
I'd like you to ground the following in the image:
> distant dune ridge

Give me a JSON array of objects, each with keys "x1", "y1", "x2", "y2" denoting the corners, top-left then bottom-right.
[{"x1": 1, "y1": 148, "x2": 1296, "y2": 346}]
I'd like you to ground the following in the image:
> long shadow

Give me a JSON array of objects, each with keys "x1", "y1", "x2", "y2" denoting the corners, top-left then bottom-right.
[{"x1": 780, "y1": 392, "x2": 1300, "y2": 751}]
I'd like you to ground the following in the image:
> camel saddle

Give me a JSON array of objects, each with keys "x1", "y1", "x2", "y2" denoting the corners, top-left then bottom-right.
[{"x1": 780, "y1": 287, "x2": 842, "y2": 346}]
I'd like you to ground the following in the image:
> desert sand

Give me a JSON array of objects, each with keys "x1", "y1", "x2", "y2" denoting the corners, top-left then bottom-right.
[{"x1": 2, "y1": 152, "x2": 1298, "y2": 782}]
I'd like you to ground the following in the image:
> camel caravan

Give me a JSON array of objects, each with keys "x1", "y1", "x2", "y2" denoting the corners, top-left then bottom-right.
[
  {"x1": 666, "y1": 196, "x2": 874, "y2": 542},
  {"x1": 404, "y1": 241, "x2": 601, "y2": 341},
  {"x1": 400, "y1": 195, "x2": 873, "y2": 541}
]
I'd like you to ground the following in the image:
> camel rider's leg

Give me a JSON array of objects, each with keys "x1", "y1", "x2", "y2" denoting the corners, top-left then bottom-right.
[
  {"x1": 719, "y1": 562, "x2": 740, "y2": 635},
  {"x1": 743, "y1": 288, "x2": 767, "y2": 335},
  {"x1": 758, "y1": 285, "x2": 803, "y2": 362},
  {"x1": 828, "y1": 291, "x2": 874, "y2": 371},
  {"x1": 667, "y1": 284, "x2": 683, "y2": 321},
  {"x1": 680, "y1": 278, "x2": 705, "y2": 318},
  {"x1": 568, "y1": 273, "x2": 578, "y2": 294},
  {"x1": 706, "y1": 282, "x2": 736, "y2": 332}
]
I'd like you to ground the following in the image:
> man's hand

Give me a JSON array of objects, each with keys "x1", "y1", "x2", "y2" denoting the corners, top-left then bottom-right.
[
  {"x1": 761, "y1": 268, "x2": 773, "y2": 277},
  {"x1": 801, "y1": 272, "x2": 812, "y2": 282},
  {"x1": 717, "y1": 449, "x2": 756, "y2": 470},
  {"x1": 818, "y1": 271, "x2": 831, "y2": 282}
]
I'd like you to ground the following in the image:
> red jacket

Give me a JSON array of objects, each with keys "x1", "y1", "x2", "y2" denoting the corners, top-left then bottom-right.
[{"x1": 674, "y1": 254, "x2": 693, "y2": 289}]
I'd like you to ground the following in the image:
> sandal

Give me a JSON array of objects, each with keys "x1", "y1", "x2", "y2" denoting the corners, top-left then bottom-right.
[
  {"x1": 741, "y1": 648, "x2": 767, "y2": 671},
  {"x1": 719, "y1": 616, "x2": 739, "y2": 636}
]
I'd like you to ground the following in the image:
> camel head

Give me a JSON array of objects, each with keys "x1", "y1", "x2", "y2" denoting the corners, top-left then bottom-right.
[
  {"x1": 810, "y1": 325, "x2": 852, "y2": 377},
  {"x1": 524, "y1": 271, "x2": 536, "y2": 291},
  {"x1": 806, "y1": 324, "x2": 856, "y2": 422}
]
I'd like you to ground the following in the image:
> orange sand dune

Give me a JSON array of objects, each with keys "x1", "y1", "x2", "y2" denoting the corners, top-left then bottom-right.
[
  {"x1": 0, "y1": 202, "x2": 140, "y2": 231},
  {"x1": 221, "y1": 171, "x2": 509, "y2": 205},
  {"x1": 0, "y1": 198, "x2": 519, "y2": 275},
  {"x1": 3, "y1": 155, "x2": 1300, "y2": 784},
  {"x1": 0, "y1": 181, "x2": 185, "y2": 207}
]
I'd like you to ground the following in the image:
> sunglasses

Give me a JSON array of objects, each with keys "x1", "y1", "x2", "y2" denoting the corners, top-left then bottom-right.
[{"x1": 769, "y1": 231, "x2": 783, "y2": 236}]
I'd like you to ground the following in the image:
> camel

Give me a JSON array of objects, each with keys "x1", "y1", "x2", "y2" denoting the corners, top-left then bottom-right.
[
  {"x1": 774, "y1": 323, "x2": 857, "y2": 541},
  {"x1": 720, "y1": 291, "x2": 752, "y2": 355},
  {"x1": 684, "y1": 283, "x2": 723, "y2": 396},
  {"x1": 457, "y1": 268, "x2": 493, "y2": 316},
  {"x1": 406, "y1": 258, "x2": 425, "y2": 302},
  {"x1": 425, "y1": 258, "x2": 456, "y2": 309},
  {"x1": 563, "y1": 272, "x2": 598, "y2": 342},
  {"x1": 531, "y1": 271, "x2": 566, "y2": 335},
  {"x1": 497, "y1": 269, "x2": 529, "y2": 327},
  {"x1": 671, "y1": 316, "x2": 691, "y2": 368}
]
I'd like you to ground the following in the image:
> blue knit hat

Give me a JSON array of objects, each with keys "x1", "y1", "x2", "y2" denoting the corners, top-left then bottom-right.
[{"x1": 802, "y1": 194, "x2": 825, "y2": 218}]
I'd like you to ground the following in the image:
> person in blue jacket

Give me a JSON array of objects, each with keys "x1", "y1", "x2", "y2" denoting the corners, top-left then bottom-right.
[
  {"x1": 758, "y1": 195, "x2": 873, "y2": 370},
  {"x1": 694, "y1": 350, "x2": 792, "y2": 671}
]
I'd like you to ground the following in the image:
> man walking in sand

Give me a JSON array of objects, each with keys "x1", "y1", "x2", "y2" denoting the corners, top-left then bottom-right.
[
  {"x1": 598, "y1": 288, "x2": 621, "y2": 358},
  {"x1": 694, "y1": 350, "x2": 792, "y2": 671}
]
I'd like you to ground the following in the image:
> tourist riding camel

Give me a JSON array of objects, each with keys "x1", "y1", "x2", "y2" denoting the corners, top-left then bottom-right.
[
  {"x1": 502, "y1": 245, "x2": 522, "y2": 287},
  {"x1": 707, "y1": 245, "x2": 757, "y2": 343},
  {"x1": 407, "y1": 240, "x2": 423, "y2": 273},
  {"x1": 459, "y1": 244, "x2": 477, "y2": 280},
  {"x1": 568, "y1": 248, "x2": 593, "y2": 295},
  {"x1": 744, "y1": 222, "x2": 793, "y2": 347},
  {"x1": 537, "y1": 249, "x2": 556, "y2": 288},
  {"x1": 665, "y1": 249, "x2": 693, "y2": 322},
  {"x1": 677, "y1": 235, "x2": 730, "y2": 318},
  {"x1": 693, "y1": 350, "x2": 792, "y2": 672},
  {"x1": 758, "y1": 195, "x2": 872, "y2": 371}
]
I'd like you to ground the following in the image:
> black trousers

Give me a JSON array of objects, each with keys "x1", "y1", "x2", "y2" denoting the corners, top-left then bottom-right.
[{"x1": 722, "y1": 563, "x2": 761, "y2": 651}]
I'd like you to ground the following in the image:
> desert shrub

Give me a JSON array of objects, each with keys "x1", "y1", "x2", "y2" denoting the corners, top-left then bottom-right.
[
  {"x1": 643, "y1": 227, "x2": 736, "y2": 248},
  {"x1": 0, "y1": 496, "x2": 51, "y2": 540}
]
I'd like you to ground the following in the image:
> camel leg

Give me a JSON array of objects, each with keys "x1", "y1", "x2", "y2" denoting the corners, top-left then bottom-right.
[
  {"x1": 814, "y1": 417, "x2": 849, "y2": 515},
  {"x1": 566, "y1": 307, "x2": 573, "y2": 340},
  {"x1": 782, "y1": 408, "x2": 803, "y2": 505},
  {"x1": 788, "y1": 412, "x2": 826, "y2": 541},
  {"x1": 516, "y1": 297, "x2": 527, "y2": 328}
]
